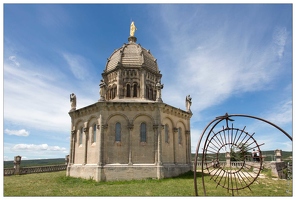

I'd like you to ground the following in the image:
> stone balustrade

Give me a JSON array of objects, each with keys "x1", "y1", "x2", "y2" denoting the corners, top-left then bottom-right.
[
  {"x1": 4, "y1": 155, "x2": 69, "y2": 176},
  {"x1": 4, "y1": 165, "x2": 67, "y2": 176}
]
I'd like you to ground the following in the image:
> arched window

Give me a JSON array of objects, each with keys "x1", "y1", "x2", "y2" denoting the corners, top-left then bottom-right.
[
  {"x1": 146, "y1": 85, "x2": 149, "y2": 99},
  {"x1": 126, "y1": 84, "x2": 131, "y2": 97},
  {"x1": 178, "y1": 127, "x2": 182, "y2": 144},
  {"x1": 79, "y1": 127, "x2": 83, "y2": 145},
  {"x1": 115, "y1": 122, "x2": 121, "y2": 142},
  {"x1": 92, "y1": 124, "x2": 96, "y2": 143},
  {"x1": 165, "y1": 124, "x2": 169, "y2": 143},
  {"x1": 149, "y1": 88, "x2": 153, "y2": 100},
  {"x1": 140, "y1": 122, "x2": 146, "y2": 142},
  {"x1": 108, "y1": 87, "x2": 112, "y2": 100},
  {"x1": 112, "y1": 85, "x2": 117, "y2": 99},
  {"x1": 153, "y1": 89, "x2": 156, "y2": 100},
  {"x1": 133, "y1": 83, "x2": 137, "y2": 97}
]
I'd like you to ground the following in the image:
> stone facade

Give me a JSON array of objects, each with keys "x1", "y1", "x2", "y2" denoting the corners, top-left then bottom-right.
[
  {"x1": 67, "y1": 25, "x2": 192, "y2": 181},
  {"x1": 67, "y1": 101, "x2": 192, "y2": 181}
]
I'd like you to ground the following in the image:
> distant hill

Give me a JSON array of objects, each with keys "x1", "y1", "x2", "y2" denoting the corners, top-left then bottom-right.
[
  {"x1": 4, "y1": 158, "x2": 66, "y2": 168},
  {"x1": 4, "y1": 151, "x2": 292, "y2": 168},
  {"x1": 191, "y1": 151, "x2": 292, "y2": 162}
]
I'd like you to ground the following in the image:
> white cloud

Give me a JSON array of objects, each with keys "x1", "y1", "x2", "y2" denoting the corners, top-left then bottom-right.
[
  {"x1": 157, "y1": 9, "x2": 288, "y2": 118},
  {"x1": 264, "y1": 100, "x2": 292, "y2": 126},
  {"x1": 190, "y1": 127, "x2": 203, "y2": 154},
  {"x1": 4, "y1": 53, "x2": 99, "y2": 135},
  {"x1": 272, "y1": 26, "x2": 288, "y2": 59},
  {"x1": 3, "y1": 156, "x2": 10, "y2": 161},
  {"x1": 11, "y1": 143, "x2": 67, "y2": 153},
  {"x1": 8, "y1": 56, "x2": 20, "y2": 66},
  {"x1": 4, "y1": 63, "x2": 71, "y2": 133},
  {"x1": 62, "y1": 52, "x2": 91, "y2": 80},
  {"x1": 4, "y1": 142, "x2": 68, "y2": 160},
  {"x1": 176, "y1": 45, "x2": 276, "y2": 114},
  {"x1": 4, "y1": 129, "x2": 29, "y2": 136}
]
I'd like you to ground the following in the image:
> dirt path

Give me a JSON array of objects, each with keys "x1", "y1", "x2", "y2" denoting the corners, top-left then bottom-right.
[{"x1": 197, "y1": 169, "x2": 266, "y2": 179}]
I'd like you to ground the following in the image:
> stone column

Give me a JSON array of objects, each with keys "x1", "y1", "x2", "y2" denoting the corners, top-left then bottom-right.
[
  {"x1": 173, "y1": 127, "x2": 178, "y2": 164},
  {"x1": 14, "y1": 155, "x2": 22, "y2": 175},
  {"x1": 128, "y1": 124, "x2": 134, "y2": 165},
  {"x1": 158, "y1": 125, "x2": 163, "y2": 165},
  {"x1": 100, "y1": 124, "x2": 107, "y2": 166},
  {"x1": 67, "y1": 129, "x2": 75, "y2": 176},
  {"x1": 95, "y1": 115, "x2": 103, "y2": 182},
  {"x1": 65, "y1": 155, "x2": 70, "y2": 165},
  {"x1": 116, "y1": 69, "x2": 122, "y2": 99},
  {"x1": 69, "y1": 129, "x2": 76, "y2": 165},
  {"x1": 153, "y1": 125, "x2": 162, "y2": 165},
  {"x1": 97, "y1": 116, "x2": 102, "y2": 166},
  {"x1": 154, "y1": 124, "x2": 163, "y2": 179},
  {"x1": 156, "y1": 82, "x2": 163, "y2": 102},
  {"x1": 140, "y1": 69, "x2": 146, "y2": 99},
  {"x1": 83, "y1": 126, "x2": 89, "y2": 165},
  {"x1": 270, "y1": 149, "x2": 286, "y2": 179},
  {"x1": 275, "y1": 149, "x2": 282, "y2": 162},
  {"x1": 225, "y1": 152, "x2": 231, "y2": 167},
  {"x1": 185, "y1": 130, "x2": 191, "y2": 164},
  {"x1": 99, "y1": 80, "x2": 106, "y2": 101}
]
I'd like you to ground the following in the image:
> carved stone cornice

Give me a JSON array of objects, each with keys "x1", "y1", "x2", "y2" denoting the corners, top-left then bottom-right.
[
  {"x1": 153, "y1": 124, "x2": 159, "y2": 130},
  {"x1": 83, "y1": 127, "x2": 88, "y2": 133},
  {"x1": 96, "y1": 124, "x2": 100, "y2": 130},
  {"x1": 102, "y1": 124, "x2": 108, "y2": 130},
  {"x1": 161, "y1": 104, "x2": 193, "y2": 120},
  {"x1": 127, "y1": 124, "x2": 134, "y2": 130}
]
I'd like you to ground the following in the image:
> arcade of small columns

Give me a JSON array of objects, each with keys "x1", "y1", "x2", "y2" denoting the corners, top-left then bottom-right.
[{"x1": 103, "y1": 68, "x2": 161, "y2": 101}]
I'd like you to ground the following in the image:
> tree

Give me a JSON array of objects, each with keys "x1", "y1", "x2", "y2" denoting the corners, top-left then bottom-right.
[{"x1": 230, "y1": 143, "x2": 250, "y2": 161}]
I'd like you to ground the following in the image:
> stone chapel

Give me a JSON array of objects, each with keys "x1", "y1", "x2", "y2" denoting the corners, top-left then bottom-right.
[{"x1": 66, "y1": 22, "x2": 193, "y2": 181}]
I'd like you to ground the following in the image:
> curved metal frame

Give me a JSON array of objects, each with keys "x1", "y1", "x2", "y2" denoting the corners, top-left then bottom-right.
[{"x1": 194, "y1": 113, "x2": 292, "y2": 196}]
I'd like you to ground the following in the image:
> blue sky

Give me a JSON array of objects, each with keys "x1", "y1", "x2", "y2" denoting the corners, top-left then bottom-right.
[{"x1": 2, "y1": 3, "x2": 293, "y2": 161}]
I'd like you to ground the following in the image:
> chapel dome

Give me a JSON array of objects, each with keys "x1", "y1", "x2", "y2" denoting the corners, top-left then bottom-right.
[{"x1": 105, "y1": 36, "x2": 159, "y2": 73}]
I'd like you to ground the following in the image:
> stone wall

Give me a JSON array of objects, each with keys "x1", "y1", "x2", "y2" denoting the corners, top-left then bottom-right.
[{"x1": 67, "y1": 102, "x2": 192, "y2": 181}]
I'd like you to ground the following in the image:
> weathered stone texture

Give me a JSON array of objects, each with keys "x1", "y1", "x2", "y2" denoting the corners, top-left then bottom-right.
[{"x1": 67, "y1": 35, "x2": 192, "y2": 181}]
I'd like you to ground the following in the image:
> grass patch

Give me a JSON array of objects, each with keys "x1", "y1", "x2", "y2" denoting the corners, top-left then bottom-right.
[{"x1": 4, "y1": 170, "x2": 292, "y2": 196}]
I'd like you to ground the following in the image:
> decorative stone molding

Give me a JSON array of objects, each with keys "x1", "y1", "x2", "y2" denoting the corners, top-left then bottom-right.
[
  {"x1": 102, "y1": 124, "x2": 108, "y2": 130},
  {"x1": 115, "y1": 141, "x2": 122, "y2": 146},
  {"x1": 127, "y1": 124, "x2": 134, "y2": 130},
  {"x1": 140, "y1": 142, "x2": 147, "y2": 146}
]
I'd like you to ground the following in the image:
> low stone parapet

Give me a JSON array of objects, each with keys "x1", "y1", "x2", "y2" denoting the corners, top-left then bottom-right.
[{"x1": 4, "y1": 164, "x2": 67, "y2": 176}]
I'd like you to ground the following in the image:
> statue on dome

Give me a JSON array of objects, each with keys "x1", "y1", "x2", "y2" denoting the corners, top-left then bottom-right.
[
  {"x1": 70, "y1": 93, "x2": 76, "y2": 111},
  {"x1": 185, "y1": 95, "x2": 192, "y2": 113},
  {"x1": 130, "y1": 21, "x2": 137, "y2": 37},
  {"x1": 156, "y1": 82, "x2": 164, "y2": 102},
  {"x1": 99, "y1": 79, "x2": 106, "y2": 101}
]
